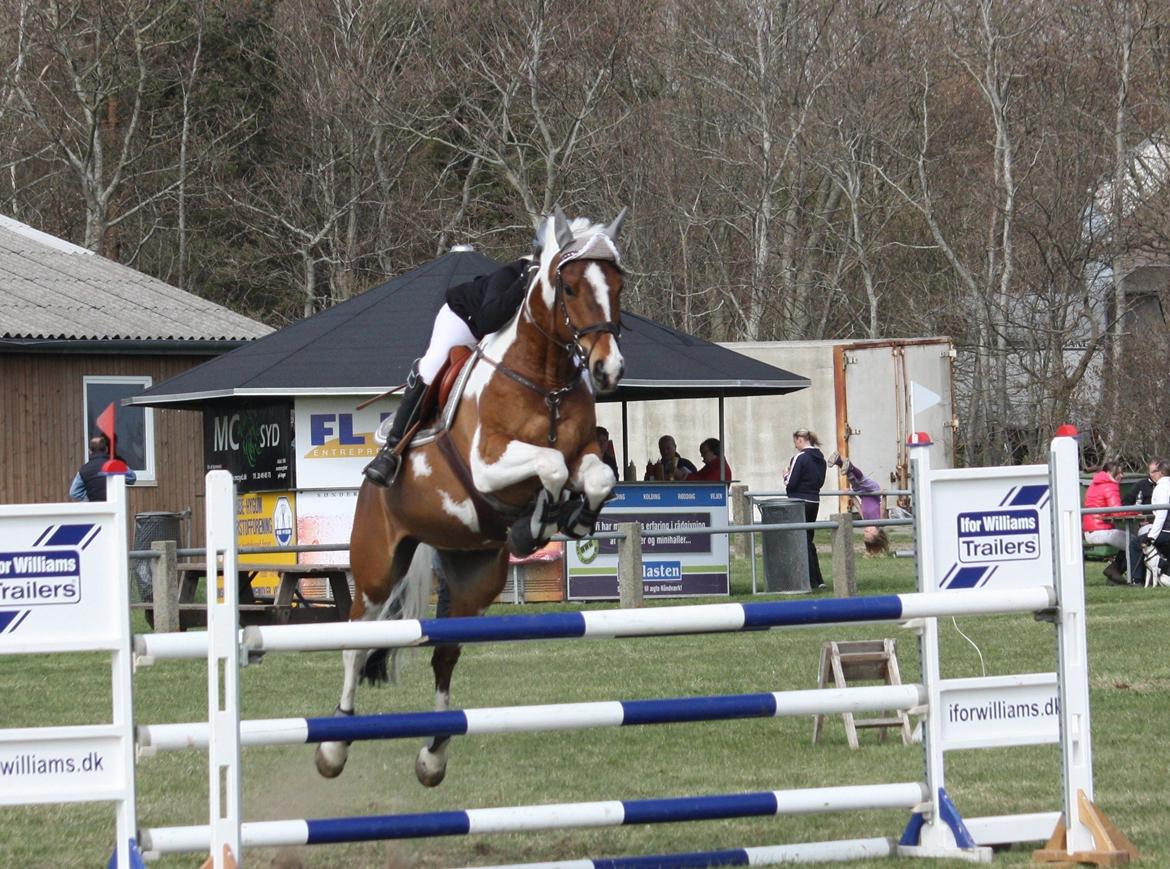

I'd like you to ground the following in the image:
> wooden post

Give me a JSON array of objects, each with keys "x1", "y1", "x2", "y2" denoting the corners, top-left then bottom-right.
[
  {"x1": 616, "y1": 521, "x2": 644, "y2": 608},
  {"x1": 830, "y1": 512, "x2": 857, "y2": 597},
  {"x1": 730, "y1": 485, "x2": 749, "y2": 559},
  {"x1": 151, "y1": 539, "x2": 179, "y2": 632}
]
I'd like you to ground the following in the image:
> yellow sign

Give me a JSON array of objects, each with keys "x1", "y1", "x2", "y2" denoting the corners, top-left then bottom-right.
[{"x1": 235, "y1": 491, "x2": 297, "y2": 597}]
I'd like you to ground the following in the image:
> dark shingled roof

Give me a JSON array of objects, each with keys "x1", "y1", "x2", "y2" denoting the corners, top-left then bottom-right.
[{"x1": 129, "y1": 249, "x2": 808, "y2": 409}]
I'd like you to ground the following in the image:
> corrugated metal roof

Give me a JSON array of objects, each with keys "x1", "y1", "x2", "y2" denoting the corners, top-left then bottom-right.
[{"x1": 0, "y1": 215, "x2": 272, "y2": 342}]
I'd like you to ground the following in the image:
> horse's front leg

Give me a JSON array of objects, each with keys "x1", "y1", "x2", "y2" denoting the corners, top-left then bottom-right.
[
  {"x1": 563, "y1": 452, "x2": 616, "y2": 537},
  {"x1": 471, "y1": 432, "x2": 570, "y2": 552}
]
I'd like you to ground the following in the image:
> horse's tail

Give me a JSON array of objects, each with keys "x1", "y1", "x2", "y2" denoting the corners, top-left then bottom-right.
[{"x1": 359, "y1": 543, "x2": 435, "y2": 686}]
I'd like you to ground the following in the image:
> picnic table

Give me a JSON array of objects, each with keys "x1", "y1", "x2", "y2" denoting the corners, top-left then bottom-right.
[{"x1": 140, "y1": 560, "x2": 351, "y2": 630}]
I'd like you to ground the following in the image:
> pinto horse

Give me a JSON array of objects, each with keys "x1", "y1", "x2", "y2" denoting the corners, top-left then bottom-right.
[{"x1": 315, "y1": 208, "x2": 626, "y2": 786}]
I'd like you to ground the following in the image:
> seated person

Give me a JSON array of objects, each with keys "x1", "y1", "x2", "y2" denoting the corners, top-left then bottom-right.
[
  {"x1": 1132, "y1": 458, "x2": 1170, "y2": 583},
  {"x1": 644, "y1": 435, "x2": 697, "y2": 481},
  {"x1": 1082, "y1": 460, "x2": 1134, "y2": 585},
  {"x1": 595, "y1": 426, "x2": 619, "y2": 478},
  {"x1": 689, "y1": 437, "x2": 733, "y2": 482},
  {"x1": 829, "y1": 452, "x2": 889, "y2": 556}
]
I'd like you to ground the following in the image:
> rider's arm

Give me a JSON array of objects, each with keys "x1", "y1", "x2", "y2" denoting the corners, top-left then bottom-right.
[{"x1": 474, "y1": 260, "x2": 531, "y2": 337}]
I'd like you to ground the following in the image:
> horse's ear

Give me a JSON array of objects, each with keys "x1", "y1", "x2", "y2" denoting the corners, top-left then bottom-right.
[
  {"x1": 553, "y1": 205, "x2": 575, "y2": 249},
  {"x1": 604, "y1": 207, "x2": 628, "y2": 240}
]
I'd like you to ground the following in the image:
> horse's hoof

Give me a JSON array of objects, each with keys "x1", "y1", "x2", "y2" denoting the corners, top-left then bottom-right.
[
  {"x1": 415, "y1": 748, "x2": 447, "y2": 787},
  {"x1": 314, "y1": 742, "x2": 348, "y2": 779}
]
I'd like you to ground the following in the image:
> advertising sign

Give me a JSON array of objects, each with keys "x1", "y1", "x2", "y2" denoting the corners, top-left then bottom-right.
[
  {"x1": 0, "y1": 506, "x2": 125, "y2": 653},
  {"x1": 938, "y1": 673, "x2": 1060, "y2": 751},
  {"x1": 0, "y1": 485, "x2": 138, "y2": 828},
  {"x1": 927, "y1": 466, "x2": 1052, "y2": 591},
  {"x1": 565, "y1": 483, "x2": 730, "y2": 600},
  {"x1": 294, "y1": 397, "x2": 393, "y2": 490},
  {"x1": 204, "y1": 402, "x2": 294, "y2": 493},
  {"x1": 235, "y1": 491, "x2": 297, "y2": 597},
  {"x1": 295, "y1": 489, "x2": 357, "y2": 599}
]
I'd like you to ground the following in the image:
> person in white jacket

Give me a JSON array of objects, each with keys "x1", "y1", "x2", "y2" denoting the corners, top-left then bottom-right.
[{"x1": 1138, "y1": 459, "x2": 1170, "y2": 577}]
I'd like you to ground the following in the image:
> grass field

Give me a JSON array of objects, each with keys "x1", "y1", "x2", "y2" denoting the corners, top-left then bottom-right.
[{"x1": 3, "y1": 539, "x2": 1168, "y2": 869}]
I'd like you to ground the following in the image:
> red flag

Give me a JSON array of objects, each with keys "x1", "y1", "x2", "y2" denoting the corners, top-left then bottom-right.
[{"x1": 96, "y1": 402, "x2": 129, "y2": 474}]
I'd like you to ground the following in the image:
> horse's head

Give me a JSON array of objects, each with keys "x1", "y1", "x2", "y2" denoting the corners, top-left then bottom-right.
[{"x1": 533, "y1": 207, "x2": 626, "y2": 394}]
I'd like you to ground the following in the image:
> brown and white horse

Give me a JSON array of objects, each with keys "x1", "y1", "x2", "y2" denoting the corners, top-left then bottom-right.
[{"x1": 315, "y1": 209, "x2": 626, "y2": 786}]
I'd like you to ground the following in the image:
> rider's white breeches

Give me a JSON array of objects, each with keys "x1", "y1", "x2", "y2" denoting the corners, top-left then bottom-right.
[{"x1": 419, "y1": 304, "x2": 477, "y2": 384}]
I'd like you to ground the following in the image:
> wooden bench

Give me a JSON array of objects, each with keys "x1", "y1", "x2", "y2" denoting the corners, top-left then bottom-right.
[{"x1": 133, "y1": 543, "x2": 351, "y2": 631}]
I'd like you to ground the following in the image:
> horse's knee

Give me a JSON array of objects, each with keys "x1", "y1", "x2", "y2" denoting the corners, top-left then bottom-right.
[
  {"x1": 581, "y1": 460, "x2": 616, "y2": 505},
  {"x1": 534, "y1": 454, "x2": 570, "y2": 496}
]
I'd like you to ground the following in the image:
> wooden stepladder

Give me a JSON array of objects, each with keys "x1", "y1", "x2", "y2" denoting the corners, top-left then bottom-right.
[{"x1": 813, "y1": 639, "x2": 914, "y2": 749}]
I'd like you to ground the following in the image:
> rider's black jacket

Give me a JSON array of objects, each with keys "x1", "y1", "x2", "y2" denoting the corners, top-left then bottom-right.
[{"x1": 445, "y1": 258, "x2": 534, "y2": 340}]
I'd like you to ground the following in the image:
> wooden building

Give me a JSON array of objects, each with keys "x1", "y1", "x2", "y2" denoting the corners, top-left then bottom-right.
[{"x1": 0, "y1": 215, "x2": 271, "y2": 541}]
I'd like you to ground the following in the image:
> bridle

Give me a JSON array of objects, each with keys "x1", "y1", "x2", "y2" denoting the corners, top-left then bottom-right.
[
  {"x1": 527, "y1": 255, "x2": 623, "y2": 372},
  {"x1": 479, "y1": 255, "x2": 622, "y2": 445}
]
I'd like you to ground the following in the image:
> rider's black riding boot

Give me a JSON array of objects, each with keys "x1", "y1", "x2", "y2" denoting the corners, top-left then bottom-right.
[{"x1": 363, "y1": 364, "x2": 427, "y2": 487}]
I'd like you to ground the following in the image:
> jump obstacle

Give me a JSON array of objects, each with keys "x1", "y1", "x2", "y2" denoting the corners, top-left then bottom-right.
[{"x1": 0, "y1": 434, "x2": 1139, "y2": 867}]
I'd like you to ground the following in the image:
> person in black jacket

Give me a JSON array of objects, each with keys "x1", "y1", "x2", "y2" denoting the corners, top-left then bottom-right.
[
  {"x1": 69, "y1": 435, "x2": 137, "y2": 501},
  {"x1": 364, "y1": 255, "x2": 538, "y2": 487},
  {"x1": 784, "y1": 428, "x2": 827, "y2": 588}
]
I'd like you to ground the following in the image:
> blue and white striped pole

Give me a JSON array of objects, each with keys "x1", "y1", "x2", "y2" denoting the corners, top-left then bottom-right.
[
  {"x1": 138, "y1": 684, "x2": 925, "y2": 753},
  {"x1": 141, "y1": 782, "x2": 927, "y2": 855},
  {"x1": 135, "y1": 585, "x2": 1054, "y2": 663}
]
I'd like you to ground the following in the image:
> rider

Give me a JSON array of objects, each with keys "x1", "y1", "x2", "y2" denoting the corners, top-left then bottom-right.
[{"x1": 363, "y1": 239, "x2": 541, "y2": 487}]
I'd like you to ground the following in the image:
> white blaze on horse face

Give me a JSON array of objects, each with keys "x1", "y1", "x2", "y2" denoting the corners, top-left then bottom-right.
[
  {"x1": 470, "y1": 426, "x2": 569, "y2": 498},
  {"x1": 582, "y1": 261, "x2": 624, "y2": 389},
  {"x1": 411, "y1": 453, "x2": 432, "y2": 478},
  {"x1": 583, "y1": 262, "x2": 613, "y2": 320},
  {"x1": 439, "y1": 490, "x2": 479, "y2": 533}
]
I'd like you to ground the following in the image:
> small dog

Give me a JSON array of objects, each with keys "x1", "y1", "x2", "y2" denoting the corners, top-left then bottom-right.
[{"x1": 1140, "y1": 542, "x2": 1170, "y2": 588}]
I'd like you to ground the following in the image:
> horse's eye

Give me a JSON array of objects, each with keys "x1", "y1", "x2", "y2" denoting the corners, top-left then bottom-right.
[{"x1": 563, "y1": 282, "x2": 577, "y2": 297}]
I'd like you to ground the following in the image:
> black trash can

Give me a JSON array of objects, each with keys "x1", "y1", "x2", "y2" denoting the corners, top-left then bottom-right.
[
  {"x1": 131, "y1": 511, "x2": 185, "y2": 602},
  {"x1": 759, "y1": 498, "x2": 810, "y2": 593}
]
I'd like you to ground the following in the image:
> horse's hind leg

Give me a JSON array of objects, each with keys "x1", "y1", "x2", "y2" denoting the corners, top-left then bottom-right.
[
  {"x1": 314, "y1": 641, "x2": 373, "y2": 778},
  {"x1": 316, "y1": 483, "x2": 412, "y2": 779},
  {"x1": 415, "y1": 548, "x2": 508, "y2": 787}
]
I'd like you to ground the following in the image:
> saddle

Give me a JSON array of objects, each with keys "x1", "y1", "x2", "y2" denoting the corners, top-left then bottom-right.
[{"x1": 374, "y1": 346, "x2": 474, "y2": 446}]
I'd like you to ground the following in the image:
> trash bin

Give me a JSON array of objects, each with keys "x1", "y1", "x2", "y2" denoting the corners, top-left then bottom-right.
[
  {"x1": 131, "y1": 511, "x2": 185, "y2": 602},
  {"x1": 759, "y1": 498, "x2": 810, "y2": 593}
]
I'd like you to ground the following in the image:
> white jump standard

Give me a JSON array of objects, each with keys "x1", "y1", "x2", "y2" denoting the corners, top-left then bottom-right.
[
  {"x1": 0, "y1": 431, "x2": 1139, "y2": 867},
  {"x1": 170, "y1": 430, "x2": 1133, "y2": 867}
]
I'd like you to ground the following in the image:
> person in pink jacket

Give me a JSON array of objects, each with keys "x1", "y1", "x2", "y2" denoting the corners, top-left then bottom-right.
[{"x1": 1082, "y1": 461, "x2": 1133, "y2": 584}]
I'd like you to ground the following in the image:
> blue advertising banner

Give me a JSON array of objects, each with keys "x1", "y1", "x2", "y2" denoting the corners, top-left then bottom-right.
[{"x1": 565, "y1": 482, "x2": 730, "y2": 600}]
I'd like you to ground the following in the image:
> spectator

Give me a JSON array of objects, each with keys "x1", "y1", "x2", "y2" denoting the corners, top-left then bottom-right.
[
  {"x1": 689, "y1": 438, "x2": 732, "y2": 482},
  {"x1": 644, "y1": 435, "x2": 697, "y2": 481},
  {"x1": 1135, "y1": 458, "x2": 1170, "y2": 582},
  {"x1": 785, "y1": 428, "x2": 827, "y2": 588},
  {"x1": 1123, "y1": 459, "x2": 1162, "y2": 584},
  {"x1": 69, "y1": 435, "x2": 136, "y2": 501},
  {"x1": 1124, "y1": 459, "x2": 1159, "y2": 508},
  {"x1": 595, "y1": 426, "x2": 620, "y2": 478},
  {"x1": 1082, "y1": 460, "x2": 1131, "y2": 585},
  {"x1": 828, "y1": 452, "x2": 889, "y2": 557}
]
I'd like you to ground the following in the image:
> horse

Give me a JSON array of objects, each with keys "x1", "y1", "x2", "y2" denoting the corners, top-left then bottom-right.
[{"x1": 315, "y1": 208, "x2": 626, "y2": 786}]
